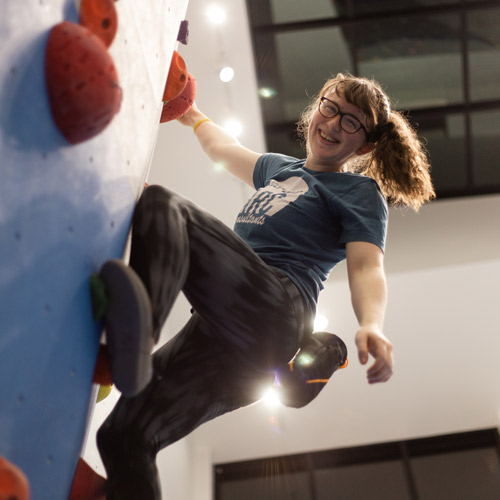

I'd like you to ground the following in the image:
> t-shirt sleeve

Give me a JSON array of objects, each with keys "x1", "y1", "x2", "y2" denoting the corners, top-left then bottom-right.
[
  {"x1": 338, "y1": 179, "x2": 388, "y2": 252},
  {"x1": 253, "y1": 153, "x2": 299, "y2": 189}
]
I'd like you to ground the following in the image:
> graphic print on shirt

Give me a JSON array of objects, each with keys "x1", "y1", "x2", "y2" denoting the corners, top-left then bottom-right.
[{"x1": 236, "y1": 176, "x2": 309, "y2": 225}]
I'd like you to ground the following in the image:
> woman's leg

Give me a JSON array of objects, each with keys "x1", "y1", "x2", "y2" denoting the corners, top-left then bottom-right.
[
  {"x1": 98, "y1": 185, "x2": 313, "y2": 499},
  {"x1": 129, "y1": 185, "x2": 312, "y2": 364},
  {"x1": 128, "y1": 186, "x2": 189, "y2": 343},
  {"x1": 97, "y1": 314, "x2": 272, "y2": 500}
]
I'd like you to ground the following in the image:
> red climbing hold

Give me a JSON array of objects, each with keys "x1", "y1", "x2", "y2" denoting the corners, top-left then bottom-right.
[
  {"x1": 68, "y1": 459, "x2": 106, "y2": 500},
  {"x1": 93, "y1": 344, "x2": 113, "y2": 386},
  {"x1": 45, "y1": 21, "x2": 122, "y2": 144},
  {"x1": 161, "y1": 73, "x2": 196, "y2": 123},
  {"x1": 79, "y1": 0, "x2": 119, "y2": 48},
  {"x1": 0, "y1": 456, "x2": 30, "y2": 500}
]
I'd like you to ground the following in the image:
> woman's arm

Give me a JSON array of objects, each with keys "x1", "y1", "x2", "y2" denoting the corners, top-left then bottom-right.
[
  {"x1": 346, "y1": 241, "x2": 394, "y2": 384},
  {"x1": 177, "y1": 104, "x2": 262, "y2": 187}
]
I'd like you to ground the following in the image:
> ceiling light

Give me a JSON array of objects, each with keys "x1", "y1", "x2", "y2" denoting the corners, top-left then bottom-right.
[
  {"x1": 261, "y1": 387, "x2": 282, "y2": 408},
  {"x1": 206, "y1": 4, "x2": 227, "y2": 25},
  {"x1": 314, "y1": 313, "x2": 329, "y2": 331},
  {"x1": 258, "y1": 87, "x2": 277, "y2": 99},
  {"x1": 296, "y1": 352, "x2": 315, "y2": 367},
  {"x1": 219, "y1": 66, "x2": 235, "y2": 82},
  {"x1": 223, "y1": 119, "x2": 243, "y2": 138}
]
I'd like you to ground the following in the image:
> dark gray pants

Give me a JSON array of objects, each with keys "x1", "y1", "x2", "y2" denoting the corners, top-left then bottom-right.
[{"x1": 97, "y1": 186, "x2": 313, "y2": 499}]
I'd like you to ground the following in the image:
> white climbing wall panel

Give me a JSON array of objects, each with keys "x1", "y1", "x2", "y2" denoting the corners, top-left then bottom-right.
[{"x1": 0, "y1": 0, "x2": 189, "y2": 499}]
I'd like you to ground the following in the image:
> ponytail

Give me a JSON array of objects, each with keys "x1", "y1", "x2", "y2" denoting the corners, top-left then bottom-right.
[{"x1": 356, "y1": 110, "x2": 436, "y2": 211}]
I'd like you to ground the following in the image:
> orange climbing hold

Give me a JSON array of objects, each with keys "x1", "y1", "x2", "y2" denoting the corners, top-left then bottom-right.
[
  {"x1": 45, "y1": 21, "x2": 122, "y2": 144},
  {"x1": 68, "y1": 459, "x2": 106, "y2": 500},
  {"x1": 0, "y1": 456, "x2": 30, "y2": 500},
  {"x1": 162, "y1": 51, "x2": 188, "y2": 102},
  {"x1": 79, "y1": 0, "x2": 118, "y2": 48},
  {"x1": 161, "y1": 73, "x2": 196, "y2": 123}
]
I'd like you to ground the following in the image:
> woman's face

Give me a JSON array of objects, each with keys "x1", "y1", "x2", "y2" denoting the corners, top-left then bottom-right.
[{"x1": 305, "y1": 89, "x2": 373, "y2": 172}]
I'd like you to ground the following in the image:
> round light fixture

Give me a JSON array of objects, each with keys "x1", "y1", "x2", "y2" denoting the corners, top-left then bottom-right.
[
  {"x1": 258, "y1": 87, "x2": 277, "y2": 99},
  {"x1": 219, "y1": 66, "x2": 235, "y2": 82},
  {"x1": 223, "y1": 119, "x2": 243, "y2": 138},
  {"x1": 206, "y1": 4, "x2": 227, "y2": 25}
]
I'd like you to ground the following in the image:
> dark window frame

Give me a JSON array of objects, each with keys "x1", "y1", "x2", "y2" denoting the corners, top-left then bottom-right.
[
  {"x1": 245, "y1": 0, "x2": 500, "y2": 200},
  {"x1": 214, "y1": 427, "x2": 500, "y2": 500}
]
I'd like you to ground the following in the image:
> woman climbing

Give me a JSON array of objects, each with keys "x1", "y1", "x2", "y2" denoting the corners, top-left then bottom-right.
[{"x1": 95, "y1": 73, "x2": 435, "y2": 499}]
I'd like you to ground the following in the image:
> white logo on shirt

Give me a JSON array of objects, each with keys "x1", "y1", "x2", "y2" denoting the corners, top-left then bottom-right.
[{"x1": 236, "y1": 177, "x2": 309, "y2": 225}]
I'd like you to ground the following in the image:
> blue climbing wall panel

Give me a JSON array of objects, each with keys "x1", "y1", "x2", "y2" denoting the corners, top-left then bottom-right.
[{"x1": 0, "y1": 0, "x2": 189, "y2": 498}]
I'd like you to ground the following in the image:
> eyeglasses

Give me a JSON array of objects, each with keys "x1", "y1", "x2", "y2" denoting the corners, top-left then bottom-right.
[{"x1": 318, "y1": 97, "x2": 368, "y2": 135}]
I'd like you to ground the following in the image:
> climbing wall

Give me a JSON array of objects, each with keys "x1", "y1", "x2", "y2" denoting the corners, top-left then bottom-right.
[{"x1": 0, "y1": 0, "x2": 189, "y2": 499}]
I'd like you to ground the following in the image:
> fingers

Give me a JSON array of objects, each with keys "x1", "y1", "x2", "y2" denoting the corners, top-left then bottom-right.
[
  {"x1": 366, "y1": 342, "x2": 393, "y2": 384},
  {"x1": 355, "y1": 335, "x2": 369, "y2": 365},
  {"x1": 175, "y1": 104, "x2": 202, "y2": 126},
  {"x1": 355, "y1": 329, "x2": 394, "y2": 384}
]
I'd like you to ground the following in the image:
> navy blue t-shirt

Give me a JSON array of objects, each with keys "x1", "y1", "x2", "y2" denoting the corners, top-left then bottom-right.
[{"x1": 233, "y1": 153, "x2": 388, "y2": 309}]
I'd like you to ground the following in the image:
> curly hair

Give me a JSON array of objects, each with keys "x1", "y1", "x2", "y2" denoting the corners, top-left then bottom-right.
[{"x1": 297, "y1": 73, "x2": 436, "y2": 211}]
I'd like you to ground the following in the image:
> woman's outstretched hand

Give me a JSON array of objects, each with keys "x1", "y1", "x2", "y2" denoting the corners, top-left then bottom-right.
[{"x1": 355, "y1": 326, "x2": 393, "y2": 384}]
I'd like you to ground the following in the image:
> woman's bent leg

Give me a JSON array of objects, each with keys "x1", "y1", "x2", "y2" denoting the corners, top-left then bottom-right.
[
  {"x1": 129, "y1": 186, "x2": 189, "y2": 343},
  {"x1": 98, "y1": 186, "x2": 313, "y2": 499},
  {"x1": 98, "y1": 314, "x2": 270, "y2": 500},
  {"x1": 130, "y1": 185, "x2": 312, "y2": 365}
]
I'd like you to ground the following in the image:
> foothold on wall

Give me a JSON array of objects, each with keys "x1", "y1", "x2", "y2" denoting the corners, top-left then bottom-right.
[
  {"x1": 177, "y1": 20, "x2": 189, "y2": 45},
  {"x1": 162, "y1": 51, "x2": 188, "y2": 102},
  {"x1": 79, "y1": 0, "x2": 119, "y2": 48},
  {"x1": 90, "y1": 273, "x2": 109, "y2": 321},
  {"x1": 160, "y1": 73, "x2": 196, "y2": 123},
  {"x1": 92, "y1": 345, "x2": 113, "y2": 386},
  {"x1": 68, "y1": 459, "x2": 106, "y2": 500},
  {"x1": 96, "y1": 384, "x2": 113, "y2": 403},
  {"x1": 45, "y1": 21, "x2": 123, "y2": 144},
  {"x1": 0, "y1": 456, "x2": 30, "y2": 500}
]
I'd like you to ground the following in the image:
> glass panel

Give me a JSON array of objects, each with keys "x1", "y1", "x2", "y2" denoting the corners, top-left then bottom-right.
[
  {"x1": 418, "y1": 113, "x2": 467, "y2": 194},
  {"x1": 412, "y1": 448, "x2": 500, "y2": 500},
  {"x1": 315, "y1": 460, "x2": 411, "y2": 500},
  {"x1": 471, "y1": 109, "x2": 500, "y2": 188},
  {"x1": 270, "y1": 0, "x2": 337, "y2": 24},
  {"x1": 218, "y1": 471, "x2": 312, "y2": 500},
  {"x1": 267, "y1": 128, "x2": 306, "y2": 158},
  {"x1": 339, "y1": 0, "x2": 458, "y2": 16},
  {"x1": 257, "y1": 27, "x2": 354, "y2": 124},
  {"x1": 468, "y1": 8, "x2": 500, "y2": 102},
  {"x1": 356, "y1": 14, "x2": 463, "y2": 109},
  {"x1": 248, "y1": 1, "x2": 500, "y2": 198},
  {"x1": 255, "y1": 0, "x2": 465, "y2": 24}
]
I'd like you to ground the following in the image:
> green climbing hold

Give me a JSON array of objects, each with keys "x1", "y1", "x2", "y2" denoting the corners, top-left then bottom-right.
[{"x1": 89, "y1": 273, "x2": 109, "y2": 321}]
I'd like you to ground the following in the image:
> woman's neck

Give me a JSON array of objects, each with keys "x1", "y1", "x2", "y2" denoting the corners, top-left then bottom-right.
[{"x1": 304, "y1": 158, "x2": 346, "y2": 173}]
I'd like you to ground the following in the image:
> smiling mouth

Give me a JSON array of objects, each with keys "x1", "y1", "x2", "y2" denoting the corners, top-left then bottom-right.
[{"x1": 319, "y1": 130, "x2": 339, "y2": 143}]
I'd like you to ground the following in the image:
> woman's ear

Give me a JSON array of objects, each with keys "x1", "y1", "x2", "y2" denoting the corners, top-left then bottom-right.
[{"x1": 355, "y1": 143, "x2": 375, "y2": 156}]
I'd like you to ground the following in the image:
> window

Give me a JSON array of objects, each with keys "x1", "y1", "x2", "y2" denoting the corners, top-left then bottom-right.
[
  {"x1": 315, "y1": 460, "x2": 411, "y2": 499},
  {"x1": 412, "y1": 448, "x2": 500, "y2": 499},
  {"x1": 215, "y1": 428, "x2": 500, "y2": 500},
  {"x1": 247, "y1": 0, "x2": 500, "y2": 199}
]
